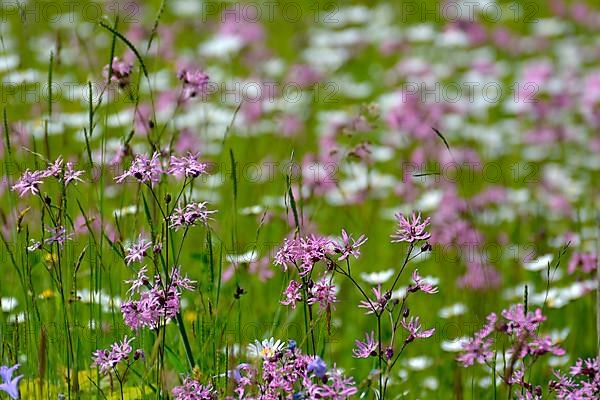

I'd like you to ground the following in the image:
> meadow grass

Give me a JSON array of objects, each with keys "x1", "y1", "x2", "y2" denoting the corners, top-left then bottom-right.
[{"x1": 0, "y1": 0, "x2": 599, "y2": 399}]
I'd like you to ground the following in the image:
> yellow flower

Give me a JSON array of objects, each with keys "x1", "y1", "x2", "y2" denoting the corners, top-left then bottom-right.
[
  {"x1": 184, "y1": 310, "x2": 197, "y2": 322},
  {"x1": 39, "y1": 289, "x2": 54, "y2": 299},
  {"x1": 44, "y1": 253, "x2": 58, "y2": 264}
]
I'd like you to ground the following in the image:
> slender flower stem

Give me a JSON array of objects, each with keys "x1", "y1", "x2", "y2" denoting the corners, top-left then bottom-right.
[
  {"x1": 389, "y1": 243, "x2": 414, "y2": 294},
  {"x1": 377, "y1": 314, "x2": 383, "y2": 398}
]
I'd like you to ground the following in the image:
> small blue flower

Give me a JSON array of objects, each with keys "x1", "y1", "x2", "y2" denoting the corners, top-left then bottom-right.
[
  {"x1": 307, "y1": 356, "x2": 327, "y2": 378},
  {"x1": 0, "y1": 364, "x2": 23, "y2": 399},
  {"x1": 229, "y1": 363, "x2": 249, "y2": 382},
  {"x1": 288, "y1": 339, "x2": 297, "y2": 351}
]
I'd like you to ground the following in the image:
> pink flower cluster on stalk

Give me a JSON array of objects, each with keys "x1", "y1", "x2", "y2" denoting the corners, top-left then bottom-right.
[
  {"x1": 274, "y1": 234, "x2": 333, "y2": 275},
  {"x1": 333, "y1": 229, "x2": 367, "y2": 261},
  {"x1": 44, "y1": 226, "x2": 73, "y2": 247},
  {"x1": 458, "y1": 304, "x2": 565, "y2": 366},
  {"x1": 281, "y1": 274, "x2": 338, "y2": 311},
  {"x1": 115, "y1": 151, "x2": 209, "y2": 186},
  {"x1": 91, "y1": 336, "x2": 143, "y2": 375},
  {"x1": 307, "y1": 274, "x2": 338, "y2": 310},
  {"x1": 103, "y1": 56, "x2": 133, "y2": 87},
  {"x1": 124, "y1": 235, "x2": 153, "y2": 265},
  {"x1": 550, "y1": 357, "x2": 600, "y2": 399},
  {"x1": 272, "y1": 218, "x2": 437, "y2": 396},
  {"x1": 120, "y1": 266, "x2": 195, "y2": 330},
  {"x1": 358, "y1": 285, "x2": 389, "y2": 315},
  {"x1": 177, "y1": 68, "x2": 210, "y2": 100},
  {"x1": 170, "y1": 202, "x2": 217, "y2": 230},
  {"x1": 169, "y1": 153, "x2": 209, "y2": 177},
  {"x1": 353, "y1": 331, "x2": 378, "y2": 358},
  {"x1": 172, "y1": 377, "x2": 217, "y2": 400},
  {"x1": 401, "y1": 317, "x2": 435, "y2": 344},
  {"x1": 390, "y1": 211, "x2": 431, "y2": 243},
  {"x1": 276, "y1": 230, "x2": 369, "y2": 311},
  {"x1": 226, "y1": 341, "x2": 357, "y2": 399},
  {"x1": 568, "y1": 251, "x2": 597, "y2": 274},
  {"x1": 505, "y1": 356, "x2": 600, "y2": 399},
  {"x1": 11, "y1": 156, "x2": 84, "y2": 197}
]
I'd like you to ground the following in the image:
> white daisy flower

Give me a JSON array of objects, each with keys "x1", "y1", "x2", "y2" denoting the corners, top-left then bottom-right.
[
  {"x1": 360, "y1": 269, "x2": 395, "y2": 285},
  {"x1": 246, "y1": 338, "x2": 285, "y2": 360}
]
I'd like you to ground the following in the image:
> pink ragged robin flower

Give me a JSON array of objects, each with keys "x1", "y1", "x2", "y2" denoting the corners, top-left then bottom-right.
[
  {"x1": 401, "y1": 316, "x2": 435, "y2": 343},
  {"x1": 307, "y1": 274, "x2": 338, "y2": 310},
  {"x1": 168, "y1": 152, "x2": 209, "y2": 178},
  {"x1": 352, "y1": 331, "x2": 378, "y2": 359},
  {"x1": 177, "y1": 68, "x2": 210, "y2": 100},
  {"x1": 391, "y1": 211, "x2": 431, "y2": 243},
  {"x1": 92, "y1": 336, "x2": 141, "y2": 375},
  {"x1": 280, "y1": 280, "x2": 302, "y2": 309},
  {"x1": 11, "y1": 169, "x2": 44, "y2": 197},
  {"x1": 103, "y1": 57, "x2": 133, "y2": 87},
  {"x1": 409, "y1": 269, "x2": 439, "y2": 294},
  {"x1": 124, "y1": 235, "x2": 152, "y2": 265},
  {"x1": 172, "y1": 376, "x2": 217, "y2": 400},
  {"x1": 44, "y1": 226, "x2": 73, "y2": 247},
  {"x1": 169, "y1": 202, "x2": 217, "y2": 230},
  {"x1": 333, "y1": 229, "x2": 367, "y2": 261},
  {"x1": 115, "y1": 152, "x2": 163, "y2": 186},
  {"x1": 358, "y1": 284, "x2": 389, "y2": 315}
]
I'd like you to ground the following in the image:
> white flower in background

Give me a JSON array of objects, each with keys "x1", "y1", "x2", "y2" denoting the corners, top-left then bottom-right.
[
  {"x1": 524, "y1": 254, "x2": 553, "y2": 271},
  {"x1": 422, "y1": 377, "x2": 439, "y2": 390},
  {"x1": 1, "y1": 297, "x2": 18, "y2": 313},
  {"x1": 226, "y1": 251, "x2": 259, "y2": 264},
  {"x1": 405, "y1": 356, "x2": 432, "y2": 370},
  {"x1": 360, "y1": 269, "x2": 394, "y2": 285},
  {"x1": 247, "y1": 338, "x2": 285, "y2": 360},
  {"x1": 438, "y1": 303, "x2": 467, "y2": 319},
  {"x1": 441, "y1": 337, "x2": 470, "y2": 352}
]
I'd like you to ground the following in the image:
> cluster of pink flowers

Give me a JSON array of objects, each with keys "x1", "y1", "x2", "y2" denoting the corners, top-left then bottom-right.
[
  {"x1": 228, "y1": 341, "x2": 357, "y2": 399},
  {"x1": 120, "y1": 266, "x2": 195, "y2": 330},
  {"x1": 353, "y1": 331, "x2": 378, "y2": 358},
  {"x1": 274, "y1": 234, "x2": 333, "y2": 275},
  {"x1": 44, "y1": 226, "x2": 73, "y2": 248},
  {"x1": 550, "y1": 357, "x2": 600, "y2": 399},
  {"x1": 115, "y1": 152, "x2": 208, "y2": 186},
  {"x1": 91, "y1": 336, "x2": 143, "y2": 375},
  {"x1": 172, "y1": 376, "x2": 217, "y2": 400},
  {"x1": 124, "y1": 235, "x2": 153, "y2": 265},
  {"x1": 568, "y1": 251, "x2": 597, "y2": 274},
  {"x1": 358, "y1": 284, "x2": 389, "y2": 315},
  {"x1": 169, "y1": 153, "x2": 209, "y2": 177},
  {"x1": 103, "y1": 56, "x2": 133, "y2": 87},
  {"x1": 281, "y1": 274, "x2": 338, "y2": 311},
  {"x1": 276, "y1": 230, "x2": 371, "y2": 312},
  {"x1": 276, "y1": 230, "x2": 367, "y2": 272},
  {"x1": 11, "y1": 156, "x2": 84, "y2": 197},
  {"x1": 333, "y1": 229, "x2": 367, "y2": 261},
  {"x1": 401, "y1": 317, "x2": 436, "y2": 344},
  {"x1": 169, "y1": 202, "x2": 217, "y2": 230},
  {"x1": 177, "y1": 68, "x2": 210, "y2": 100},
  {"x1": 456, "y1": 261, "x2": 502, "y2": 291},
  {"x1": 458, "y1": 304, "x2": 565, "y2": 367},
  {"x1": 502, "y1": 356, "x2": 600, "y2": 399},
  {"x1": 390, "y1": 211, "x2": 431, "y2": 243}
]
